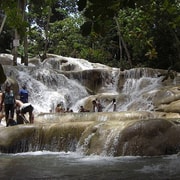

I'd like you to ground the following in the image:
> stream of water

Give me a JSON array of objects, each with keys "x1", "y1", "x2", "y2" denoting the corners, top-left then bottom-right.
[{"x1": 0, "y1": 151, "x2": 180, "y2": 180}]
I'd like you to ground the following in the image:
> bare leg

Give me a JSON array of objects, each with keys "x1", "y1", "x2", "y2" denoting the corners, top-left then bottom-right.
[
  {"x1": 29, "y1": 112, "x2": 34, "y2": 123},
  {"x1": 21, "y1": 113, "x2": 29, "y2": 124}
]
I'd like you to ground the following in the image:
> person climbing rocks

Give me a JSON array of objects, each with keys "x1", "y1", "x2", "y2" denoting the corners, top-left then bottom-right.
[{"x1": 16, "y1": 99, "x2": 34, "y2": 124}]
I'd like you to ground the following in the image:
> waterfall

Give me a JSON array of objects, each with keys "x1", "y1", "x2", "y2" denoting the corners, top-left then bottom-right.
[
  {"x1": 101, "y1": 128, "x2": 120, "y2": 156},
  {"x1": 0, "y1": 54, "x2": 180, "y2": 156},
  {"x1": 8, "y1": 60, "x2": 169, "y2": 114},
  {"x1": 119, "y1": 68, "x2": 163, "y2": 111},
  {"x1": 14, "y1": 66, "x2": 89, "y2": 113}
]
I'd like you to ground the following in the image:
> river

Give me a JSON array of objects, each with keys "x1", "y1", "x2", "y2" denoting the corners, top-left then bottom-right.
[{"x1": 0, "y1": 151, "x2": 180, "y2": 180}]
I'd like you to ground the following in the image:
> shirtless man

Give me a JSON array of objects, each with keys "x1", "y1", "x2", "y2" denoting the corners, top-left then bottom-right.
[
  {"x1": 16, "y1": 100, "x2": 34, "y2": 124},
  {"x1": 55, "y1": 103, "x2": 65, "y2": 113}
]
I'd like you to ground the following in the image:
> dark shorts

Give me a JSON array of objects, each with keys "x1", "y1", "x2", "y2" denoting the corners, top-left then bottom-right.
[
  {"x1": 4, "y1": 104, "x2": 14, "y2": 118},
  {"x1": 21, "y1": 104, "x2": 34, "y2": 114}
]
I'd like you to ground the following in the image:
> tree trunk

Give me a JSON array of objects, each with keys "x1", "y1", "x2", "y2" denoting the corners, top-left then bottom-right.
[
  {"x1": 22, "y1": 0, "x2": 28, "y2": 66},
  {"x1": 43, "y1": 6, "x2": 52, "y2": 61},
  {"x1": 0, "y1": 14, "x2": 6, "y2": 35},
  {"x1": 13, "y1": 29, "x2": 18, "y2": 66},
  {"x1": 114, "y1": 17, "x2": 132, "y2": 68},
  {"x1": 13, "y1": 0, "x2": 22, "y2": 66},
  {"x1": 24, "y1": 33, "x2": 28, "y2": 66}
]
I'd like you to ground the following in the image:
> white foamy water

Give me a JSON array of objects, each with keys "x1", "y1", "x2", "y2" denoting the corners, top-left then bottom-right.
[{"x1": 2, "y1": 54, "x2": 169, "y2": 114}]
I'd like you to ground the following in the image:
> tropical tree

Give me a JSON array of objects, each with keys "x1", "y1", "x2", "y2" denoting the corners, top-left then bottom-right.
[
  {"x1": 147, "y1": 0, "x2": 180, "y2": 69},
  {"x1": 77, "y1": 0, "x2": 133, "y2": 67},
  {"x1": 0, "y1": 0, "x2": 28, "y2": 65},
  {"x1": 0, "y1": 0, "x2": 79, "y2": 63},
  {"x1": 0, "y1": 0, "x2": 179, "y2": 70},
  {"x1": 28, "y1": 0, "x2": 79, "y2": 60},
  {"x1": 77, "y1": 0, "x2": 180, "y2": 69},
  {"x1": 117, "y1": 8, "x2": 156, "y2": 67},
  {"x1": 49, "y1": 14, "x2": 85, "y2": 57}
]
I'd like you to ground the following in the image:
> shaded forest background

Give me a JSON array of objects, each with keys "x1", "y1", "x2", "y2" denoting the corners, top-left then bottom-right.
[{"x1": 0, "y1": 0, "x2": 179, "y2": 70}]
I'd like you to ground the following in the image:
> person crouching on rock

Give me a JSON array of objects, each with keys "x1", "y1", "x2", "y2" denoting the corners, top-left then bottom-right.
[{"x1": 16, "y1": 100, "x2": 34, "y2": 124}]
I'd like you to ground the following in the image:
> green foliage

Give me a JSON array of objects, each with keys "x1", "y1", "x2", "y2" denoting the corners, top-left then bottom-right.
[
  {"x1": 142, "y1": 0, "x2": 180, "y2": 69},
  {"x1": 0, "y1": 0, "x2": 179, "y2": 70},
  {"x1": 78, "y1": 0, "x2": 180, "y2": 69},
  {"x1": 0, "y1": 0, "x2": 28, "y2": 54},
  {"x1": 118, "y1": 8, "x2": 156, "y2": 62},
  {"x1": 46, "y1": 14, "x2": 111, "y2": 65},
  {"x1": 28, "y1": 26, "x2": 47, "y2": 56},
  {"x1": 81, "y1": 21, "x2": 92, "y2": 36},
  {"x1": 0, "y1": 0, "x2": 28, "y2": 37},
  {"x1": 0, "y1": 25, "x2": 12, "y2": 53},
  {"x1": 6, "y1": 9, "x2": 28, "y2": 37},
  {"x1": 80, "y1": 47, "x2": 111, "y2": 64},
  {"x1": 27, "y1": 0, "x2": 80, "y2": 59},
  {"x1": 78, "y1": 0, "x2": 120, "y2": 35},
  {"x1": 48, "y1": 15, "x2": 86, "y2": 56}
]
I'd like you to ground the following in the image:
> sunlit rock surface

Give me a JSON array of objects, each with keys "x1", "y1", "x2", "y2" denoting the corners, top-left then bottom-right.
[
  {"x1": 0, "y1": 112, "x2": 180, "y2": 156},
  {"x1": 0, "y1": 54, "x2": 13, "y2": 65},
  {"x1": 116, "y1": 119, "x2": 180, "y2": 156}
]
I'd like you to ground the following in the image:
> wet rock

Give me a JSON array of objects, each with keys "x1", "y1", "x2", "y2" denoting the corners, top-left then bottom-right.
[{"x1": 116, "y1": 119, "x2": 180, "y2": 156}]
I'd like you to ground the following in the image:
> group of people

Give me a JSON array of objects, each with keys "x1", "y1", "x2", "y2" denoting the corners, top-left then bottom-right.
[
  {"x1": 54, "y1": 98, "x2": 117, "y2": 114},
  {"x1": 55, "y1": 103, "x2": 73, "y2": 113},
  {"x1": 0, "y1": 81, "x2": 117, "y2": 126},
  {"x1": 0, "y1": 83, "x2": 34, "y2": 127},
  {"x1": 79, "y1": 98, "x2": 117, "y2": 113},
  {"x1": 92, "y1": 99, "x2": 103, "y2": 112}
]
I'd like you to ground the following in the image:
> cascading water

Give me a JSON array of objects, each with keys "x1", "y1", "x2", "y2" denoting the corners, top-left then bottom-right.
[
  {"x1": 120, "y1": 68, "x2": 162, "y2": 111},
  {"x1": 15, "y1": 66, "x2": 89, "y2": 113},
  {"x1": 5, "y1": 57, "x2": 176, "y2": 116}
]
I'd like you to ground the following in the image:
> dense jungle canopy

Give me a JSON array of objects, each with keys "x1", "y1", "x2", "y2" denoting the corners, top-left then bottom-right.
[{"x1": 0, "y1": 0, "x2": 179, "y2": 70}]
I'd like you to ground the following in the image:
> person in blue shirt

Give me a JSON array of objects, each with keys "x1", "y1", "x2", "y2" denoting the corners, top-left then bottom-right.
[{"x1": 19, "y1": 85, "x2": 28, "y2": 103}]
